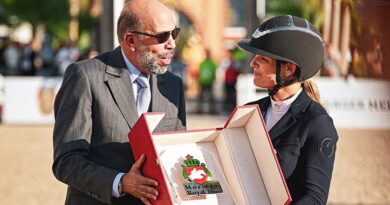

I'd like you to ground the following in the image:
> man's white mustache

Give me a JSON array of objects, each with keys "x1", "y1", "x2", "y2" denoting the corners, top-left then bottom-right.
[{"x1": 159, "y1": 51, "x2": 174, "y2": 58}]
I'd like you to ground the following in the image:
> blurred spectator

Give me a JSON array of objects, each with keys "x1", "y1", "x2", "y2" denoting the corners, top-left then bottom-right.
[
  {"x1": 197, "y1": 49, "x2": 217, "y2": 114},
  {"x1": 54, "y1": 41, "x2": 70, "y2": 75},
  {"x1": 36, "y1": 34, "x2": 55, "y2": 76},
  {"x1": 87, "y1": 49, "x2": 98, "y2": 59},
  {"x1": 365, "y1": 38, "x2": 383, "y2": 78},
  {"x1": 321, "y1": 43, "x2": 342, "y2": 77},
  {"x1": 168, "y1": 53, "x2": 187, "y2": 86},
  {"x1": 19, "y1": 42, "x2": 36, "y2": 76},
  {"x1": 350, "y1": 47, "x2": 371, "y2": 78},
  {"x1": 78, "y1": 49, "x2": 99, "y2": 60},
  {"x1": 55, "y1": 40, "x2": 80, "y2": 75},
  {"x1": 0, "y1": 38, "x2": 7, "y2": 74},
  {"x1": 3, "y1": 40, "x2": 20, "y2": 75},
  {"x1": 223, "y1": 50, "x2": 240, "y2": 113}
]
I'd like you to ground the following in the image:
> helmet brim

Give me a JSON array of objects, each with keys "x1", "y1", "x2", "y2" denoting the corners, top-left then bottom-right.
[{"x1": 237, "y1": 39, "x2": 299, "y2": 65}]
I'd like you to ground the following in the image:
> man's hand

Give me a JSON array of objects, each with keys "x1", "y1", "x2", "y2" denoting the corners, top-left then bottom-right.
[{"x1": 121, "y1": 154, "x2": 159, "y2": 205}]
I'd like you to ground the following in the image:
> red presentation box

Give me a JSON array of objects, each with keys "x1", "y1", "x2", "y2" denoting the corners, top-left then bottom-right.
[{"x1": 128, "y1": 105, "x2": 291, "y2": 205}]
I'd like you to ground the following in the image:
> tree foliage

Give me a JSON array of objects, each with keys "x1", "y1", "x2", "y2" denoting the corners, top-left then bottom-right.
[
  {"x1": 266, "y1": 0, "x2": 323, "y2": 28},
  {"x1": 2, "y1": 0, "x2": 96, "y2": 45},
  {"x1": 2, "y1": 0, "x2": 70, "y2": 27},
  {"x1": 2, "y1": 0, "x2": 70, "y2": 43}
]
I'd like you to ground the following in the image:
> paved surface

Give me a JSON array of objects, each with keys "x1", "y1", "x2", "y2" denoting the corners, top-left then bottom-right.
[{"x1": 0, "y1": 114, "x2": 389, "y2": 205}]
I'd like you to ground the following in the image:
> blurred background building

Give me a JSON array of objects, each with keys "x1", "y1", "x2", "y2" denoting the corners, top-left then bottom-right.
[
  {"x1": 0, "y1": 0, "x2": 389, "y2": 204},
  {"x1": 1, "y1": 0, "x2": 389, "y2": 77},
  {"x1": 1, "y1": 0, "x2": 389, "y2": 98}
]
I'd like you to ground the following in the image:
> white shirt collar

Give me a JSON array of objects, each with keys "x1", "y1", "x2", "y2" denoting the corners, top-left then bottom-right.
[
  {"x1": 269, "y1": 88, "x2": 302, "y2": 112},
  {"x1": 120, "y1": 48, "x2": 142, "y2": 83}
]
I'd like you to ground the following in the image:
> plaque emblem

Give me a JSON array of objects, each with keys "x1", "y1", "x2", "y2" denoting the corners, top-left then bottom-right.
[
  {"x1": 181, "y1": 154, "x2": 223, "y2": 196},
  {"x1": 181, "y1": 154, "x2": 211, "y2": 184}
]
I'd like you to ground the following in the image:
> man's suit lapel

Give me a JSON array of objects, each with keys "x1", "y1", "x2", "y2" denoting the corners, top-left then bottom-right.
[
  {"x1": 150, "y1": 74, "x2": 166, "y2": 112},
  {"x1": 268, "y1": 91, "x2": 310, "y2": 141},
  {"x1": 105, "y1": 47, "x2": 138, "y2": 128}
]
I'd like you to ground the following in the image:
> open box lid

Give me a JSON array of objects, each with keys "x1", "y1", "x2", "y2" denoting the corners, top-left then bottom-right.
[
  {"x1": 223, "y1": 105, "x2": 291, "y2": 205},
  {"x1": 128, "y1": 112, "x2": 174, "y2": 204},
  {"x1": 128, "y1": 105, "x2": 291, "y2": 205}
]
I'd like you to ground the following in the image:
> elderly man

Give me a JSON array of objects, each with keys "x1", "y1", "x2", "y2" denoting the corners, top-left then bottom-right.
[{"x1": 52, "y1": 0, "x2": 186, "y2": 204}]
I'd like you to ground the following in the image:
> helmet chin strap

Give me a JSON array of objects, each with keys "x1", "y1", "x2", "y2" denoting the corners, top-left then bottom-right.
[{"x1": 268, "y1": 60, "x2": 297, "y2": 96}]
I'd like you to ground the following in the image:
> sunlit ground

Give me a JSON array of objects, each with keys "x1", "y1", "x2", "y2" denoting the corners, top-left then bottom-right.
[{"x1": 0, "y1": 114, "x2": 389, "y2": 205}]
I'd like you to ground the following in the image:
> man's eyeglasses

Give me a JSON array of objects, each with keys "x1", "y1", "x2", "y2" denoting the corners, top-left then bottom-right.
[{"x1": 131, "y1": 27, "x2": 180, "y2": 44}]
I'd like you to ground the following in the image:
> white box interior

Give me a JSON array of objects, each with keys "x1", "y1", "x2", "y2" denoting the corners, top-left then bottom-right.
[
  {"x1": 149, "y1": 106, "x2": 289, "y2": 205},
  {"x1": 154, "y1": 129, "x2": 235, "y2": 204}
]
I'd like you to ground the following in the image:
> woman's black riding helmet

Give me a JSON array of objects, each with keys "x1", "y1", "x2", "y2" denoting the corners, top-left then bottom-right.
[{"x1": 237, "y1": 15, "x2": 325, "y2": 95}]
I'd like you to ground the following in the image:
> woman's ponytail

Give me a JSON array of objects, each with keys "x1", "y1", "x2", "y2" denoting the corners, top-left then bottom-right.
[{"x1": 302, "y1": 80, "x2": 323, "y2": 106}]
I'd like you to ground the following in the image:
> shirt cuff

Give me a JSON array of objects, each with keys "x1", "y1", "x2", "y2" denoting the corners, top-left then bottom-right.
[{"x1": 112, "y1": 173, "x2": 125, "y2": 198}]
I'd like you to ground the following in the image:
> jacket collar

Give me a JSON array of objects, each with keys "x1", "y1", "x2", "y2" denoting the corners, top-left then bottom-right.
[
  {"x1": 103, "y1": 47, "x2": 168, "y2": 128},
  {"x1": 260, "y1": 90, "x2": 311, "y2": 140},
  {"x1": 105, "y1": 47, "x2": 126, "y2": 77},
  {"x1": 104, "y1": 47, "x2": 138, "y2": 128}
]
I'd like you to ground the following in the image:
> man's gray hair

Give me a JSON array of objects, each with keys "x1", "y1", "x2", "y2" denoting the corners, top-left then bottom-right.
[{"x1": 116, "y1": 6, "x2": 143, "y2": 43}]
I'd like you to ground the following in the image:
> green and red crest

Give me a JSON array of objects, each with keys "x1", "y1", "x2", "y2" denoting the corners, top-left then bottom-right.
[{"x1": 181, "y1": 154, "x2": 212, "y2": 185}]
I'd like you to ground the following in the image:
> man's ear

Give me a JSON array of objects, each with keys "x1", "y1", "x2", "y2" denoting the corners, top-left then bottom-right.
[
  {"x1": 285, "y1": 63, "x2": 298, "y2": 78},
  {"x1": 125, "y1": 33, "x2": 136, "y2": 51}
]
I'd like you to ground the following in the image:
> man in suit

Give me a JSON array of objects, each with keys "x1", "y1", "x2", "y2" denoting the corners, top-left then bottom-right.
[{"x1": 52, "y1": 0, "x2": 186, "y2": 204}]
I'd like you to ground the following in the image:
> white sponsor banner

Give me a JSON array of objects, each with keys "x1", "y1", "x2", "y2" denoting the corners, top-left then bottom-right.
[
  {"x1": 2, "y1": 76, "x2": 390, "y2": 128},
  {"x1": 3, "y1": 77, "x2": 62, "y2": 124},
  {"x1": 237, "y1": 75, "x2": 390, "y2": 129}
]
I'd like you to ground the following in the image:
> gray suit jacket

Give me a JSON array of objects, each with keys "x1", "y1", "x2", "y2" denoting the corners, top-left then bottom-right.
[{"x1": 52, "y1": 47, "x2": 186, "y2": 205}]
